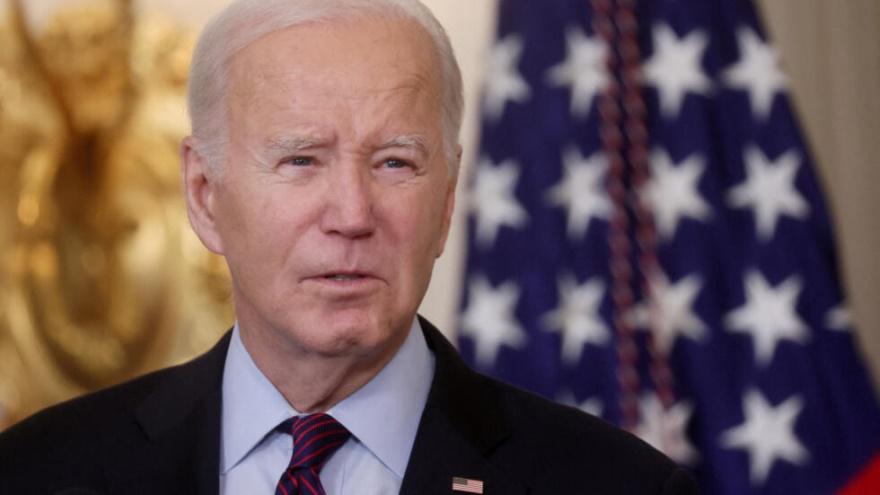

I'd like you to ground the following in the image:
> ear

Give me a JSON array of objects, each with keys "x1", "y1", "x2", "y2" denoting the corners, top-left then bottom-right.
[
  {"x1": 181, "y1": 136, "x2": 225, "y2": 254},
  {"x1": 435, "y1": 145, "x2": 462, "y2": 258}
]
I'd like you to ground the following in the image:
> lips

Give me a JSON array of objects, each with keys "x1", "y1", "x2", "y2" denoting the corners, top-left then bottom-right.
[
  {"x1": 307, "y1": 269, "x2": 381, "y2": 283},
  {"x1": 305, "y1": 270, "x2": 383, "y2": 296},
  {"x1": 323, "y1": 273, "x2": 367, "y2": 281}
]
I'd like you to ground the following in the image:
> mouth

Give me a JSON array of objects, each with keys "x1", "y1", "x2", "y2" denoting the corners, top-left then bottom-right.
[
  {"x1": 322, "y1": 273, "x2": 368, "y2": 281},
  {"x1": 308, "y1": 270, "x2": 381, "y2": 284},
  {"x1": 306, "y1": 271, "x2": 383, "y2": 296}
]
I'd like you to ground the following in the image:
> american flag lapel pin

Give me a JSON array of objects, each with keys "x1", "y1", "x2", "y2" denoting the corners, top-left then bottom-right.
[{"x1": 451, "y1": 476, "x2": 484, "y2": 494}]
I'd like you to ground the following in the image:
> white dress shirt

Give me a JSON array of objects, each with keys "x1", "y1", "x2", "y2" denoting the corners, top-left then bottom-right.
[{"x1": 219, "y1": 320, "x2": 435, "y2": 494}]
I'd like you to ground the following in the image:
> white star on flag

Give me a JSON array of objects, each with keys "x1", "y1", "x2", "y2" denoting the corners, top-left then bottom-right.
[
  {"x1": 727, "y1": 146, "x2": 809, "y2": 241},
  {"x1": 469, "y1": 158, "x2": 528, "y2": 248},
  {"x1": 644, "y1": 149, "x2": 712, "y2": 240},
  {"x1": 460, "y1": 276, "x2": 527, "y2": 368},
  {"x1": 631, "y1": 271, "x2": 708, "y2": 354},
  {"x1": 545, "y1": 147, "x2": 610, "y2": 239},
  {"x1": 722, "y1": 27, "x2": 787, "y2": 120},
  {"x1": 541, "y1": 275, "x2": 609, "y2": 365},
  {"x1": 558, "y1": 391, "x2": 604, "y2": 418},
  {"x1": 546, "y1": 26, "x2": 609, "y2": 118},
  {"x1": 483, "y1": 34, "x2": 531, "y2": 121},
  {"x1": 577, "y1": 397, "x2": 603, "y2": 417},
  {"x1": 635, "y1": 394, "x2": 699, "y2": 466},
  {"x1": 725, "y1": 270, "x2": 809, "y2": 366},
  {"x1": 826, "y1": 304, "x2": 852, "y2": 332},
  {"x1": 721, "y1": 390, "x2": 809, "y2": 485},
  {"x1": 643, "y1": 23, "x2": 712, "y2": 118}
]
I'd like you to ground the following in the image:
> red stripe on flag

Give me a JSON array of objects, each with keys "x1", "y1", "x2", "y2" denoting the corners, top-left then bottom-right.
[
  {"x1": 838, "y1": 453, "x2": 880, "y2": 495},
  {"x1": 452, "y1": 477, "x2": 484, "y2": 494}
]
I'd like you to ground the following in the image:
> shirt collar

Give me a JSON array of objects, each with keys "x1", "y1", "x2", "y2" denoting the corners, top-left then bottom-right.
[
  {"x1": 327, "y1": 319, "x2": 434, "y2": 477},
  {"x1": 220, "y1": 319, "x2": 435, "y2": 477},
  {"x1": 220, "y1": 323, "x2": 295, "y2": 474}
]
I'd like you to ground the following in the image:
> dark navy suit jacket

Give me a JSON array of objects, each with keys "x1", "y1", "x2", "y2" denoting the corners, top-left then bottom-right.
[{"x1": 0, "y1": 317, "x2": 698, "y2": 494}]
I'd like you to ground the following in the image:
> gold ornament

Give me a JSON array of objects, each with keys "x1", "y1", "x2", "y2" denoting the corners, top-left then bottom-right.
[{"x1": 0, "y1": 0, "x2": 233, "y2": 429}]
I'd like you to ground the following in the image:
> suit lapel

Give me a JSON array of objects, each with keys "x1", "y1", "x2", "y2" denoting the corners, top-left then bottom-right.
[
  {"x1": 98, "y1": 320, "x2": 527, "y2": 494},
  {"x1": 400, "y1": 318, "x2": 528, "y2": 495},
  {"x1": 104, "y1": 332, "x2": 231, "y2": 495}
]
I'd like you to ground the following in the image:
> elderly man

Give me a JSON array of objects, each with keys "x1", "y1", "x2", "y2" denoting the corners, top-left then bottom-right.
[{"x1": 0, "y1": 0, "x2": 697, "y2": 494}]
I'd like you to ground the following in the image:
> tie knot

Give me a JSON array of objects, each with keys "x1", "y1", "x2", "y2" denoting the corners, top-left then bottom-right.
[{"x1": 277, "y1": 413, "x2": 351, "y2": 471}]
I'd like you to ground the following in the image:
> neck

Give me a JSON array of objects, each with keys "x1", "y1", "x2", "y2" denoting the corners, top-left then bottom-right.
[{"x1": 237, "y1": 321, "x2": 410, "y2": 413}]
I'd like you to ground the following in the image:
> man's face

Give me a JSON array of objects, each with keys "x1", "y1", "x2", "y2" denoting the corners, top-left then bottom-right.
[{"x1": 199, "y1": 17, "x2": 456, "y2": 358}]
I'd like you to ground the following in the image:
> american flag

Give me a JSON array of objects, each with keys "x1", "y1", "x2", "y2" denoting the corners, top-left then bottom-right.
[
  {"x1": 451, "y1": 476, "x2": 485, "y2": 494},
  {"x1": 456, "y1": 0, "x2": 880, "y2": 493}
]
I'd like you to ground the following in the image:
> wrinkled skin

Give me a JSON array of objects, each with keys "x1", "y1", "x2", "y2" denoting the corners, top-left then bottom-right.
[{"x1": 182, "y1": 15, "x2": 458, "y2": 410}]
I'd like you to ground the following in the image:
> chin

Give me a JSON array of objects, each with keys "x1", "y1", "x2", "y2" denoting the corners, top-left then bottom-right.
[{"x1": 294, "y1": 309, "x2": 399, "y2": 357}]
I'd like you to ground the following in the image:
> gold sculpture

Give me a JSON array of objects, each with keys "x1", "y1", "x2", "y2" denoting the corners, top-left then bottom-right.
[{"x1": 0, "y1": 0, "x2": 233, "y2": 429}]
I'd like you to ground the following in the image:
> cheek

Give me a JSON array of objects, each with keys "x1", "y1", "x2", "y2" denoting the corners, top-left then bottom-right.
[
  {"x1": 216, "y1": 184, "x2": 310, "y2": 272},
  {"x1": 381, "y1": 190, "x2": 447, "y2": 273}
]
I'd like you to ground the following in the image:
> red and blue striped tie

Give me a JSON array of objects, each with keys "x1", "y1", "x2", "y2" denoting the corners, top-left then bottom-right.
[{"x1": 274, "y1": 413, "x2": 351, "y2": 495}]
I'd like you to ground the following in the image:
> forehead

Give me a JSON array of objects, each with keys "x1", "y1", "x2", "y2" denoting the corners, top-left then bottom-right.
[{"x1": 227, "y1": 15, "x2": 442, "y2": 113}]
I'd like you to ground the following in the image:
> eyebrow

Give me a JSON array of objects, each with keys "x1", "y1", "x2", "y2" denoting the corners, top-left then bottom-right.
[
  {"x1": 263, "y1": 135, "x2": 328, "y2": 154},
  {"x1": 379, "y1": 135, "x2": 429, "y2": 156},
  {"x1": 262, "y1": 134, "x2": 430, "y2": 157}
]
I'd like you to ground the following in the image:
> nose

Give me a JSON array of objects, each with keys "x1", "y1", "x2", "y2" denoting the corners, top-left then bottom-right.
[{"x1": 319, "y1": 164, "x2": 376, "y2": 239}]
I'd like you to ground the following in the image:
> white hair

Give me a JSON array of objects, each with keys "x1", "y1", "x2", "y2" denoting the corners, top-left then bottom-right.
[{"x1": 187, "y1": 0, "x2": 464, "y2": 176}]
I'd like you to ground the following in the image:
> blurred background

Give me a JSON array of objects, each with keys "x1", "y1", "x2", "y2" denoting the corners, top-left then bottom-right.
[{"x1": 0, "y1": 0, "x2": 878, "y2": 490}]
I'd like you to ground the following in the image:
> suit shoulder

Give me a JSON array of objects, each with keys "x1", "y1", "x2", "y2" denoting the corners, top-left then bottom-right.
[
  {"x1": 0, "y1": 361, "x2": 182, "y2": 452},
  {"x1": 489, "y1": 376, "x2": 658, "y2": 457},
  {"x1": 0, "y1": 333, "x2": 226, "y2": 483},
  {"x1": 1, "y1": 332, "x2": 229, "y2": 447},
  {"x1": 0, "y1": 367, "x2": 163, "y2": 491},
  {"x1": 417, "y1": 321, "x2": 697, "y2": 492},
  {"x1": 486, "y1": 377, "x2": 696, "y2": 493}
]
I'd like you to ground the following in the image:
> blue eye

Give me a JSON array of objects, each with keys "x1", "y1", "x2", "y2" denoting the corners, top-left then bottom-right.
[
  {"x1": 384, "y1": 158, "x2": 411, "y2": 169},
  {"x1": 284, "y1": 156, "x2": 313, "y2": 167}
]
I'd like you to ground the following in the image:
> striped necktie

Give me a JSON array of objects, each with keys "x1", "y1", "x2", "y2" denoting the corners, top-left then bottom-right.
[{"x1": 274, "y1": 413, "x2": 351, "y2": 495}]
